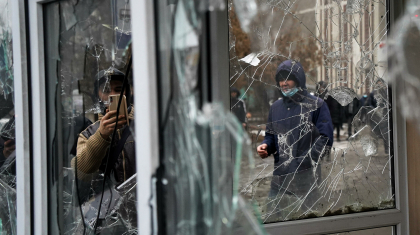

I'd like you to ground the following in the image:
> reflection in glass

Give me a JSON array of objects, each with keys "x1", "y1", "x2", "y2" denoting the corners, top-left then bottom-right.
[
  {"x1": 44, "y1": 0, "x2": 136, "y2": 234},
  {"x1": 0, "y1": 0, "x2": 17, "y2": 234},
  {"x1": 229, "y1": 0, "x2": 393, "y2": 223}
]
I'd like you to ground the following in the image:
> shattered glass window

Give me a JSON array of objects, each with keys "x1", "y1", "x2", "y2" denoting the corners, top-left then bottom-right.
[
  {"x1": 154, "y1": 1, "x2": 267, "y2": 234},
  {"x1": 0, "y1": 0, "x2": 16, "y2": 234},
  {"x1": 43, "y1": 0, "x2": 137, "y2": 234},
  {"x1": 229, "y1": 0, "x2": 394, "y2": 223}
]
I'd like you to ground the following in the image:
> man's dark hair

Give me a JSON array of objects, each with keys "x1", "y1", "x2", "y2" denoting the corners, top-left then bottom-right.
[
  {"x1": 93, "y1": 68, "x2": 125, "y2": 95},
  {"x1": 93, "y1": 68, "x2": 131, "y2": 108},
  {"x1": 230, "y1": 87, "x2": 240, "y2": 97},
  {"x1": 316, "y1": 81, "x2": 328, "y2": 90}
]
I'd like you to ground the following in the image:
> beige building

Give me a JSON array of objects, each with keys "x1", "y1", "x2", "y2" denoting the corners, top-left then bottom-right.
[{"x1": 312, "y1": 0, "x2": 387, "y2": 96}]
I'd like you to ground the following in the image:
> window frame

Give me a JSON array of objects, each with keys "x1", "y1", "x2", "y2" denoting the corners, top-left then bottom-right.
[
  {"x1": 130, "y1": 1, "x2": 160, "y2": 235},
  {"x1": 28, "y1": 0, "x2": 49, "y2": 234},
  {"x1": 221, "y1": 0, "x2": 410, "y2": 234},
  {"x1": 12, "y1": 0, "x2": 32, "y2": 234}
]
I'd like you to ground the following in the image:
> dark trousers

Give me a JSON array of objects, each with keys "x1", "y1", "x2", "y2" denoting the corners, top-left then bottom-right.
[
  {"x1": 348, "y1": 116, "x2": 354, "y2": 136},
  {"x1": 334, "y1": 123, "x2": 341, "y2": 140},
  {"x1": 265, "y1": 167, "x2": 320, "y2": 222}
]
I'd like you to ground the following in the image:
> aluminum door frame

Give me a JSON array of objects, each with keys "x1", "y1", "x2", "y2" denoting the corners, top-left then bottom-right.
[{"x1": 12, "y1": 0, "x2": 32, "y2": 234}]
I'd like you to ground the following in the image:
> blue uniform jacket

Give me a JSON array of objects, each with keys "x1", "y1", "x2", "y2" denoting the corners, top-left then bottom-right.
[{"x1": 262, "y1": 60, "x2": 334, "y2": 176}]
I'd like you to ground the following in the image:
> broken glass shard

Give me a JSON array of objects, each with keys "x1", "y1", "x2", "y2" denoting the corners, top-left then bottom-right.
[
  {"x1": 327, "y1": 87, "x2": 358, "y2": 106},
  {"x1": 356, "y1": 57, "x2": 374, "y2": 75},
  {"x1": 352, "y1": 106, "x2": 373, "y2": 133},
  {"x1": 346, "y1": 0, "x2": 365, "y2": 14},
  {"x1": 349, "y1": 125, "x2": 378, "y2": 157},
  {"x1": 240, "y1": 53, "x2": 261, "y2": 66},
  {"x1": 232, "y1": 0, "x2": 257, "y2": 33},
  {"x1": 60, "y1": 1, "x2": 77, "y2": 30},
  {"x1": 360, "y1": 134, "x2": 378, "y2": 157}
]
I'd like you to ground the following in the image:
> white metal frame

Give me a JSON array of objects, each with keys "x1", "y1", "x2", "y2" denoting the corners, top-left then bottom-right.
[
  {"x1": 130, "y1": 1, "x2": 160, "y2": 235},
  {"x1": 12, "y1": 0, "x2": 32, "y2": 234},
  {"x1": 28, "y1": 0, "x2": 51, "y2": 234}
]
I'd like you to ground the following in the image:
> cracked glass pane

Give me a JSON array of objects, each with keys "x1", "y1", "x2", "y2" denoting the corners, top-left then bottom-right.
[
  {"x1": 43, "y1": 0, "x2": 136, "y2": 234},
  {"x1": 155, "y1": 1, "x2": 267, "y2": 234},
  {"x1": 229, "y1": 0, "x2": 394, "y2": 223},
  {"x1": 0, "y1": 0, "x2": 16, "y2": 234}
]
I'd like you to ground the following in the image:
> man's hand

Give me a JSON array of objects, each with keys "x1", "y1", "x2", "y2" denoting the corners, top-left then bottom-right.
[
  {"x1": 98, "y1": 110, "x2": 127, "y2": 140},
  {"x1": 3, "y1": 139, "x2": 15, "y2": 158},
  {"x1": 257, "y1": 144, "x2": 269, "y2": 158}
]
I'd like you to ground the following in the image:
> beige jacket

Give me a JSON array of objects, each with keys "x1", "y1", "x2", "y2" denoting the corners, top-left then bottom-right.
[{"x1": 71, "y1": 108, "x2": 134, "y2": 176}]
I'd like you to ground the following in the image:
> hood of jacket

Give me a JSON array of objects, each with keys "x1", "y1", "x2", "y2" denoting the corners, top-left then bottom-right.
[
  {"x1": 276, "y1": 60, "x2": 308, "y2": 102},
  {"x1": 276, "y1": 60, "x2": 307, "y2": 89},
  {"x1": 230, "y1": 87, "x2": 241, "y2": 99}
]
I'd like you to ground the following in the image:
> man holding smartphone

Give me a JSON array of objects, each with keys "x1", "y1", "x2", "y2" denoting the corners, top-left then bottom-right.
[{"x1": 71, "y1": 68, "x2": 135, "y2": 185}]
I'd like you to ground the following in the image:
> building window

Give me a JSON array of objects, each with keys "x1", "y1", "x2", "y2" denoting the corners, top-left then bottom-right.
[{"x1": 229, "y1": 0, "x2": 393, "y2": 224}]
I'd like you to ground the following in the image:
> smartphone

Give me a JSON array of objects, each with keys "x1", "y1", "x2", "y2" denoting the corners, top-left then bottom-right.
[{"x1": 108, "y1": 94, "x2": 129, "y2": 126}]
